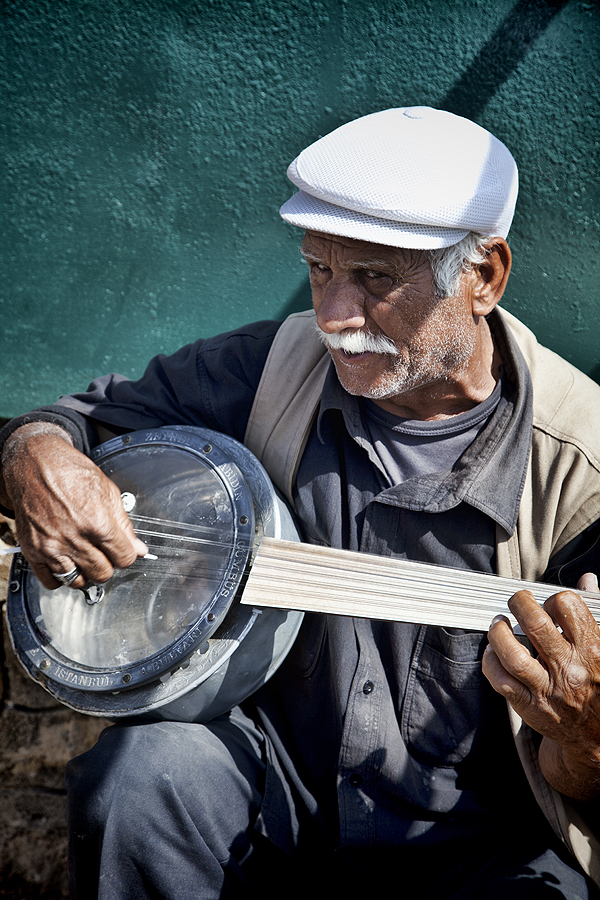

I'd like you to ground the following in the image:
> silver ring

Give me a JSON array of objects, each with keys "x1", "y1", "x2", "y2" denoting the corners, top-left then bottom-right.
[{"x1": 53, "y1": 567, "x2": 80, "y2": 586}]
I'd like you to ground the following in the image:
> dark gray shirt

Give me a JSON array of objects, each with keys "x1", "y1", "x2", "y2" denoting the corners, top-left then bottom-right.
[
  {"x1": 254, "y1": 320, "x2": 537, "y2": 857},
  {"x1": 361, "y1": 379, "x2": 502, "y2": 486}
]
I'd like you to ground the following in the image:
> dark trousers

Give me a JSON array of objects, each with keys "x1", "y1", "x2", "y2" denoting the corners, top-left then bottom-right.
[{"x1": 66, "y1": 712, "x2": 600, "y2": 900}]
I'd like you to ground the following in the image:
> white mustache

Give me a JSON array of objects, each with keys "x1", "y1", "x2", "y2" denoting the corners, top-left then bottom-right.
[{"x1": 316, "y1": 326, "x2": 399, "y2": 356}]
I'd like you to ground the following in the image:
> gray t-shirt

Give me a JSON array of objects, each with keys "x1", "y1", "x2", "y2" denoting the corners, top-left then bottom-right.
[{"x1": 361, "y1": 377, "x2": 503, "y2": 487}]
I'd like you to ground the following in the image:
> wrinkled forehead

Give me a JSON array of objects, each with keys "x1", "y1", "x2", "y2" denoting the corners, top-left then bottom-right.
[{"x1": 301, "y1": 229, "x2": 429, "y2": 269}]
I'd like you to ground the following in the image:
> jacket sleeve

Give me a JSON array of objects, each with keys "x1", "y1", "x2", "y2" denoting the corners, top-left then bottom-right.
[
  {"x1": 54, "y1": 320, "x2": 281, "y2": 442},
  {"x1": 0, "y1": 320, "x2": 281, "y2": 516}
]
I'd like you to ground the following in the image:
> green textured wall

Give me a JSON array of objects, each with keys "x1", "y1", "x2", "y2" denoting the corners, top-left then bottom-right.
[{"x1": 1, "y1": 0, "x2": 599, "y2": 418}]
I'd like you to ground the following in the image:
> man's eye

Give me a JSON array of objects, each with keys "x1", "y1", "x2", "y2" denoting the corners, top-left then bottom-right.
[
  {"x1": 361, "y1": 271, "x2": 395, "y2": 290},
  {"x1": 309, "y1": 263, "x2": 330, "y2": 277},
  {"x1": 365, "y1": 269, "x2": 399, "y2": 281}
]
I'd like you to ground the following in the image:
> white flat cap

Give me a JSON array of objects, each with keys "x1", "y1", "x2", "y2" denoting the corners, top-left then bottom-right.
[{"x1": 280, "y1": 107, "x2": 518, "y2": 249}]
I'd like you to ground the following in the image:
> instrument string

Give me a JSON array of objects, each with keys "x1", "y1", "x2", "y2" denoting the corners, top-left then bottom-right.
[
  {"x1": 124, "y1": 518, "x2": 600, "y2": 628},
  {"x1": 24, "y1": 505, "x2": 599, "y2": 628}
]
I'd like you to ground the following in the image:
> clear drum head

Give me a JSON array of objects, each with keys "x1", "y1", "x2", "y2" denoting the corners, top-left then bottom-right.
[{"x1": 7, "y1": 427, "x2": 303, "y2": 721}]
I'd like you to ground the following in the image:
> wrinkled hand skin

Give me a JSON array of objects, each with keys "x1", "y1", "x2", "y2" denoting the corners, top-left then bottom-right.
[
  {"x1": 483, "y1": 572, "x2": 600, "y2": 800},
  {"x1": 0, "y1": 424, "x2": 148, "y2": 590}
]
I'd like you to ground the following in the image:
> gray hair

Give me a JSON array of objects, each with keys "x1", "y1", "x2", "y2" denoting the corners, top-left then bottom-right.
[{"x1": 428, "y1": 233, "x2": 491, "y2": 298}]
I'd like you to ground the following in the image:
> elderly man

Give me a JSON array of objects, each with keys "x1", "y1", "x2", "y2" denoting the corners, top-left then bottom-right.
[{"x1": 2, "y1": 107, "x2": 600, "y2": 899}]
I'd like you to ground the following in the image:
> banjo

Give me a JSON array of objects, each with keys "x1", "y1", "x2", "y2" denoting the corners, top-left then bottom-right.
[{"x1": 6, "y1": 426, "x2": 600, "y2": 723}]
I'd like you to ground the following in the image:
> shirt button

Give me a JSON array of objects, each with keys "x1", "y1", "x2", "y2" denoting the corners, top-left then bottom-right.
[
  {"x1": 362, "y1": 681, "x2": 374, "y2": 694},
  {"x1": 349, "y1": 773, "x2": 363, "y2": 787}
]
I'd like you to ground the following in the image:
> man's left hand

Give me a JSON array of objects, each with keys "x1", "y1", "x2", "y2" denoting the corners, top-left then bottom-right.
[{"x1": 483, "y1": 573, "x2": 600, "y2": 800}]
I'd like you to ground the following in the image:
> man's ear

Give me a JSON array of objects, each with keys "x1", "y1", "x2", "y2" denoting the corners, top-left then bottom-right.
[{"x1": 469, "y1": 237, "x2": 512, "y2": 316}]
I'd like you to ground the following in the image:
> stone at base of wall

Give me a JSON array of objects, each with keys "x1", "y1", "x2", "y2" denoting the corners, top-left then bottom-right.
[
  {"x1": 0, "y1": 515, "x2": 109, "y2": 899},
  {"x1": 0, "y1": 791, "x2": 70, "y2": 900}
]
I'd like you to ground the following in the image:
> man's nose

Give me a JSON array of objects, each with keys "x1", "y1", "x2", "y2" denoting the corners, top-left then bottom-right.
[{"x1": 315, "y1": 275, "x2": 366, "y2": 333}]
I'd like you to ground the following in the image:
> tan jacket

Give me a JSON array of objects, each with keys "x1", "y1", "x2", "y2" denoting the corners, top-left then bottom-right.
[{"x1": 244, "y1": 306, "x2": 600, "y2": 884}]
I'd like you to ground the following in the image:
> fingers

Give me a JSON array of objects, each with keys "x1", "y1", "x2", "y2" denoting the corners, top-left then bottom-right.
[
  {"x1": 79, "y1": 476, "x2": 149, "y2": 569},
  {"x1": 485, "y1": 585, "x2": 600, "y2": 738},
  {"x1": 36, "y1": 519, "x2": 145, "y2": 590},
  {"x1": 33, "y1": 493, "x2": 148, "y2": 590},
  {"x1": 578, "y1": 571, "x2": 599, "y2": 593},
  {"x1": 482, "y1": 616, "x2": 536, "y2": 710},
  {"x1": 8, "y1": 435, "x2": 148, "y2": 589},
  {"x1": 541, "y1": 589, "x2": 600, "y2": 650},
  {"x1": 37, "y1": 560, "x2": 90, "y2": 591},
  {"x1": 25, "y1": 520, "x2": 147, "y2": 591},
  {"x1": 484, "y1": 609, "x2": 549, "y2": 715},
  {"x1": 503, "y1": 587, "x2": 600, "y2": 660},
  {"x1": 508, "y1": 589, "x2": 570, "y2": 659}
]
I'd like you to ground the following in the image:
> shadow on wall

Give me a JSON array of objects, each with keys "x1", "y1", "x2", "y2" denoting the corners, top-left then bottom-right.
[
  {"x1": 443, "y1": 0, "x2": 570, "y2": 118},
  {"x1": 280, "y1": 0, "x2": 573, "y2": 340},
  {"x1": 279, "y1": 276, "x2": 313, "y2": 321}
]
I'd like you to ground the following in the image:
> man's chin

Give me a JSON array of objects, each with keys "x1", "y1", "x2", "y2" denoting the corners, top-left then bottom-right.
[{"x1": 333, "y1": 361, "x2": 409, "y2": 401}]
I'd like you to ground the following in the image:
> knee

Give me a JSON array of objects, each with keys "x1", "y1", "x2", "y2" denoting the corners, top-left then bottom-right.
[
  {"x1": 66, "y1": 718, "x2": 265, "y2": 840},
  {"x1": 66, "y1": 723, "x2": 160, "y2": 836}
]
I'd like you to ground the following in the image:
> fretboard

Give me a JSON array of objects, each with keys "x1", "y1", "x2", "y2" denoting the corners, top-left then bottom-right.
[{"x1": 240, "y1": 537, "x2": 600, "y2": 632}]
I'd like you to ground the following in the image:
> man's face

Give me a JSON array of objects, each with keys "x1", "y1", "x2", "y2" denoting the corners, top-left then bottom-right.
[{"x1": 301, "y1": 231, "x2": 478, "y2": 412}]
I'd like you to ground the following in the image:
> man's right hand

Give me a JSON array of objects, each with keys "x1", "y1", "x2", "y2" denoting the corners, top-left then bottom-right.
[{"x1": 1, "y1": 423, "x2": 148, "y2": 590}]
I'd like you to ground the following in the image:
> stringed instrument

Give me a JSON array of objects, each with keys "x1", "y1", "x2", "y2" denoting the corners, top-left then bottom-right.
[{"x1": 6, "y1": 426, "x2": 599, "y2": 723}]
